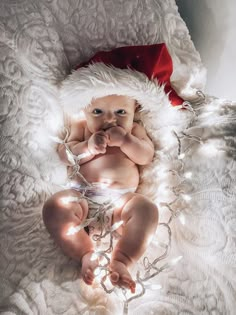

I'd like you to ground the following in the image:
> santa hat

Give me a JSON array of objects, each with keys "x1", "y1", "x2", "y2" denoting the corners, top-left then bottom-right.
[{"x1": 60, "y1": 44, "x2": 191, "y2": 144}]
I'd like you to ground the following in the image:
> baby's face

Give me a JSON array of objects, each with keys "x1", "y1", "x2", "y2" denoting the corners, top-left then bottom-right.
[{"x1": 84, "y1": 95, "x2": 136, "y2": 133}]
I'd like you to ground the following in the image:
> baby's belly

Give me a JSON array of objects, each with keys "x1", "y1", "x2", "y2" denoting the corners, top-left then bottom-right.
[{"x1": 78, "y1": 148, "x2": 139, "y2": 189}]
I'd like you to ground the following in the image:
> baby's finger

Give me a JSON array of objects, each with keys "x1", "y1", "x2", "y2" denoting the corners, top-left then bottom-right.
[
  {"x1": 96, "y1": 142, "x2": 107, "y2": 153},
  {"x1": 97, "y1": 147, "x2": 106, "y2": 154},
  {"x1": 96, "y1": 130, "x2": 107, "y2": 138},
  {"x1": 96, "y1": 137, "x2": 107, "y2": 146}
]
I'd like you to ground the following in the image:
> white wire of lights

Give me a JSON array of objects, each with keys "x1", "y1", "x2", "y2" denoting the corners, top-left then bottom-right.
[{"x1": 50, "y1": 91, "x2": 208, "y2": 314}]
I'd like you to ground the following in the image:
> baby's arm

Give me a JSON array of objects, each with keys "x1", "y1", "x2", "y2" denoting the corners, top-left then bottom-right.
[
  {"x1": 57, "y1": 119, "x2": 96, "y2": 165},
  {"x1": 121, "y1": 122, "x2": 154, "y2": 165},
  {"x1": 107, "y1": 122, "x2": 154, "y2": 165}
]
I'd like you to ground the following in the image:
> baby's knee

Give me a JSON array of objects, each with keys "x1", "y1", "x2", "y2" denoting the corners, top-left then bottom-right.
[
  {"x1": 124, "y1": 194, "x2": 159, "y2": 225},
  {"x1": 42, "y1": 190, "x2": 88, "y2": 230},
  {"x1": 138, "y1": 196, "x2": 158, "y2": 224},
  {"x1": 43, "y1": 194, "x2": 62, "y2": 225}
]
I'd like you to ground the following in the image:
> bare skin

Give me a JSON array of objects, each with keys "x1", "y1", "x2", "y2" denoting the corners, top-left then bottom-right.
[{"x1": 43, "y1": 95, "x2": 158, "y2": 292}]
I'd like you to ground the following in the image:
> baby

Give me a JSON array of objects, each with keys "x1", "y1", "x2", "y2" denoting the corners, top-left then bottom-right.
[{"x1": 43, "y1": 94, "x2": 159, "y2": 293}]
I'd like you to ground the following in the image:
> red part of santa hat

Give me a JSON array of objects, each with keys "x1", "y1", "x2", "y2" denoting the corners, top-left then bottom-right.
[
  {"x1": 60, "y1": 43, "x2": 190, "y2": 135},
  {"x1": 77, "y1": 43, "x2": 183, "y2": 106}
]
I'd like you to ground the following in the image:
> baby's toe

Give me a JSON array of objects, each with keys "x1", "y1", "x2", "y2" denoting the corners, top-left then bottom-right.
[
  {"x1": 129, "y1": 280, "x2": 136, "y2": 293},
  {"x1": 83, "y1": 269, "x2": 94, "y2": 285},
  {"x1": 122, "y1": 276, "x2": 136, "y2": 293},
  {"x1": 110, "y1": 271, "x2": 120, "y2": 284}
]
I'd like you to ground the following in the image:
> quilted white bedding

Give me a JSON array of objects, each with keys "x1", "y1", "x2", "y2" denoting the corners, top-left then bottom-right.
[{"x1": 1, "y1": 0, "x2": 236, "y2": 314}]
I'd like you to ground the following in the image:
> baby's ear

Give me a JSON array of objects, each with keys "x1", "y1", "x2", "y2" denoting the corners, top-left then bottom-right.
[{"x1": 135, "y1": 100, "x2": 142, "y2": 112}]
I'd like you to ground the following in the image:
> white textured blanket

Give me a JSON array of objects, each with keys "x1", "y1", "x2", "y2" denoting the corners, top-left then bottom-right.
[{"x1": 1, "y1": 0, "x2": 236, "y2": 314}]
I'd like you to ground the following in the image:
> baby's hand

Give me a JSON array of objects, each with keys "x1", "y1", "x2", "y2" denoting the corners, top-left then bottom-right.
[
  {"x1": 88, "y1": 131, "x2": 108, "y2": 154},
  {"x1": 106, "y1": 126, "x2": 127, "y2": 147}
]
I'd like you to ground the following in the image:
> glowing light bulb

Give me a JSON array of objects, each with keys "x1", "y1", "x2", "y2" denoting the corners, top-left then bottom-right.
[
  {"x1": 65, "y1": 148, "x2": 76, "y2": 165},
  {"x1": 198, "y1": 140, "x2": 224, "y2": 157},
  {"x1": 66, "y1": 226, "x2": 77, "y2": 236},
  {"x1": 99, "y1": 182, "x2": 110, "y2": 189},
  {"x1": 49, "y1": 135, "x2": 64, "y2": 144},
  {"x1": 111, "y1": 220, "x2": 124, "y2": 232},
  {"x1": 115, "y1": 198, "x2": 126, "y2": 208},
  {"x1": 160, "y1": 255, "x2": 183, "y2": 271},
  {"x1": 66, "y1": 181, "x2": 79, "y2": 189},
  {"x1": 178, "y1": 213, "x2": 186, "y2": 225},
  {"x1": 77, "y1": 151, "x2": 92, "y2": 160},
  {"x1": 66, "y1": 223, "x2": 84, "y2": 235},
  {"x1": 152, "y1": 238, "x2": 168, "y2": 249},
  {"x1": 178, "y1": 153, "x2": 185, "y2": 160},
  {"x1": 90, "y1": 252, "x2": 99, "y2": 261},
  {"x1": 182, "y1": 194, "x2": 192, "y2": 201},
  {"x1": 94, "y1": 267, "x2": 102, "y2": 276},
  {"x1": 203, "y1": 143, "x2": 219, "y2": 155},
  {"x1": 95, "y1": 269, "x2": 107, "y2": 281},
  {"x1": 61, "y1": 196, "x2": 81, "y2": 204},
  {"x1": 151, "y1": 237, "x2": 159, "y2": 247},
  {"x1": 184, "y1": 172, "x2": 192, "y2": 179},
  {"x1": 144, "y1": 283, "x2": 162, "y2": 290},
  {"x1": 170, "y1": 256, "x2": 183, "y2": 266},
  {"x1": 206, "y1": 103, "x2": 218, "y2": 112}
]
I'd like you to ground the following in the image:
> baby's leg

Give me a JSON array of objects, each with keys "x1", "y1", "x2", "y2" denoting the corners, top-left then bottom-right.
[
  {"x1": 42, "y1": 189, "x2": 98, "y2": 285},
  {"x1": 110, "y1": 193, "x2": 158, "y2": 293}
]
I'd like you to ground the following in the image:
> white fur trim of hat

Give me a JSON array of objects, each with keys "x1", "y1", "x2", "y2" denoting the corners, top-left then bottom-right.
[{"x1": 60, "y1": 63, "x2": 191, "y2": 138}]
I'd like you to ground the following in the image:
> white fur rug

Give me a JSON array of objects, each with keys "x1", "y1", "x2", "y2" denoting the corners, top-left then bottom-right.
[{"x1": 1, "y1": 0, "x2": 236, "y2": 314}]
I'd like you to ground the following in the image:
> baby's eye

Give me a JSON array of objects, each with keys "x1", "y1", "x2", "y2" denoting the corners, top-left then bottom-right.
[
  {"x1": 92, "y1": 108, "x2": 103, "y2": 115},
  {"x1": 116, "y1": 109, "x2": 126, "y2": 115}
]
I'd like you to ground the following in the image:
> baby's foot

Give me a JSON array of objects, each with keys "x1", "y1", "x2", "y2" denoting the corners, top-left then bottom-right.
[
  {"x1": 109, "y1": 260, "x2": 136, "y2": 293},
  {"x1": 81, "y1": 251, "x2": 99, "y2": 285}
]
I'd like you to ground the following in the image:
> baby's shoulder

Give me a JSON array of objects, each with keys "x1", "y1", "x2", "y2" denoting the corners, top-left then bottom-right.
[
  {"x1": 70, "y1": 118, "x2": 86, "y2": 129},
  {"x1": 68, "y1": 118, "x2": 87, "y2": 141},
  {"x1": 131, "y1": 120, "x2": 152, "y2": 143},
  {"x1": 132, "y1": 120, "x2": 145, "y2": 132}
]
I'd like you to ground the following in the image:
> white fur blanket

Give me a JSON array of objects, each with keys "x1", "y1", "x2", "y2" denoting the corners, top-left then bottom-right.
[{"x1": 1, "y1": 0, "x2": 236, "y2": 314}]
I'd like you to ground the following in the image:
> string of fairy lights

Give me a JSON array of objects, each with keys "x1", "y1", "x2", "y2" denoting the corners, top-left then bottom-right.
[{"x1": 51, "y1": 91, "x2": 207, "y2": 314}]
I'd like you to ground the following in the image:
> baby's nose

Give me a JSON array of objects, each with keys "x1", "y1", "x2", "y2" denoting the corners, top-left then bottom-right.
[{"x1": 105, "y1": 112, "x2": 116, "y2": 122}]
